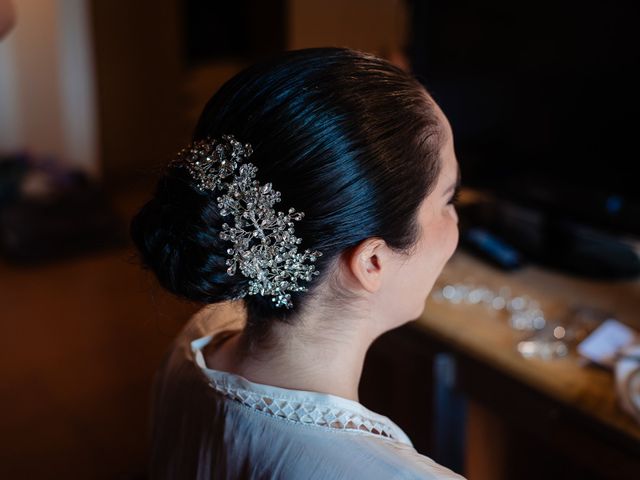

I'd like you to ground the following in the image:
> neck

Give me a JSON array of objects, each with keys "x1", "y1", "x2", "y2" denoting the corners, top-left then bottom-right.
[{"x1": 218, "y1": 313, "x2": 380, "y2": 402}]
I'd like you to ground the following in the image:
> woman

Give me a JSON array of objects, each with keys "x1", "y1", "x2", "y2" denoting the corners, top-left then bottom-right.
[{"x1": 131, "y1": 47, "x2": 464, "y2": 479}]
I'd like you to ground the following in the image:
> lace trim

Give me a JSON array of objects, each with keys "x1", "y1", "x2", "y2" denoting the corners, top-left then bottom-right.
[
  {"x1": 209, "y1": 380, "x2": 397, "y2": 439},
  {"x1": 190, "y1": 334, "x2": 410, "y2": 444}
]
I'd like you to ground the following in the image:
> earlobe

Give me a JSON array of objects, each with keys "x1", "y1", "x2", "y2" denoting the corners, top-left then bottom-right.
[{"x1": 348, "y1": 238, "x2": 386, "y2": 294}]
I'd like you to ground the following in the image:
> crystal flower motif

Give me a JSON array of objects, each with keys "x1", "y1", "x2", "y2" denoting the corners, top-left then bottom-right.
[{"x1": 170, "y1": 134, "x2": 322, "y2": 308}]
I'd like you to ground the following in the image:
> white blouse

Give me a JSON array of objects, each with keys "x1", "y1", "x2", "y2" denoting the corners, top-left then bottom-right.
[{"x1": 148, "y1": 304, "x2": 467, "y2": 479}]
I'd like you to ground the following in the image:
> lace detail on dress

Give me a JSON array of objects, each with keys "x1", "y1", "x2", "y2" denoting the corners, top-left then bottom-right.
[
  {"x1": 208, "y1": 379, "x2": 398, "y2": 439},
  {"x1": 190, "y1": 333, "x2": 410, "y2": 444}
]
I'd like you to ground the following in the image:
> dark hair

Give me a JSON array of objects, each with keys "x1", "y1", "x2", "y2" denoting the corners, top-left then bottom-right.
[{"x1": 130, "y1": 47, "x2": 443, "y2": 338}]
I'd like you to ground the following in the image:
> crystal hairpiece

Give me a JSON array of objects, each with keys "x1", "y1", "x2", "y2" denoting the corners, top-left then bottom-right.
[{"x1": 169, "y1": 134, "x2": 322, "y2": 308}]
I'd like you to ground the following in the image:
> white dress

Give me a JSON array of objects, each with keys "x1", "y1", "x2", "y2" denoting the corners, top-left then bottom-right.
[{"x1": 148, "y1": 303, "x2": 467, "y2": 480}]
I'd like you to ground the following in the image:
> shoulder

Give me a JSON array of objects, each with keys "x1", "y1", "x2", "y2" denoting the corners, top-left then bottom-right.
[
  {"x1": 380, "y1": 440, "x2": 467, "y2": 479},
  {"x1": 352, "y1": 437, "x2": 466, "y2": 480},
  {"x1": 257, "y1": 419, "x2": 466, "y2": 480}
]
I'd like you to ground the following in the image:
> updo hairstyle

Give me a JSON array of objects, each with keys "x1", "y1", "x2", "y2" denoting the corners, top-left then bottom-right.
[{"x1": 130, "y1": 47, "x2": 444, "y2": 338}]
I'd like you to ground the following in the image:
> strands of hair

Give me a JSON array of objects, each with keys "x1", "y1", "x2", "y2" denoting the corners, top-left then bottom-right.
[{"x1": 130, "y1": 47, "x2": 443, "y2": 341}]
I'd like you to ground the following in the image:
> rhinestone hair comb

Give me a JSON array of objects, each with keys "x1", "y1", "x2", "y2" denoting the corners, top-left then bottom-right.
[{"x1": 169, "y1": 134, "x2": 322, "y2": 308}]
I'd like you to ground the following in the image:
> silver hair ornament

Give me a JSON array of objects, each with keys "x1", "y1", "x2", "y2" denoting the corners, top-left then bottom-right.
[{"x1": 169, "y1": 134, "x2": 322, "y2": 308}]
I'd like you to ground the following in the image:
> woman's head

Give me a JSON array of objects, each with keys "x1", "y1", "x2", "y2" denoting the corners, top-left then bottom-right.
[{"x1": 131, "y1": 47, "x2": 459, "y2": 342}]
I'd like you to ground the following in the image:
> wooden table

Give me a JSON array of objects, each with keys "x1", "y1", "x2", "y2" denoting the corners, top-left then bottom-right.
[{"x1": 411, "y1": 249, "x2": 640, "y2": 479}]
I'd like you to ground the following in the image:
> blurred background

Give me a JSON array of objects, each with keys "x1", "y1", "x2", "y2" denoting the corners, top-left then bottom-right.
[{"x1": 1, "y1": 1, "x2": 639, "y2": 479}]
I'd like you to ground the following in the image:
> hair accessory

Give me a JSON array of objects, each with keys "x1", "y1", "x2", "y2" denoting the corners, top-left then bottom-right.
[{"x1": 170, "y1": 134, "x2": 322, "y2": 308}]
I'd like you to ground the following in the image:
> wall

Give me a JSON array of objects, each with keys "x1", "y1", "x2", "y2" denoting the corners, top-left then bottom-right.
[
  {"x1": 0, "y1": 0, "x2": 99, "y2": 177},
  {"x1": 89, "y1": 0, "x2": 188, "y2": 186},
  {"x1": 289, "y1": 0, "x2": 409, "y2": 57},
  {"x1": 0, "y1": 0, "x2": 410, "y2": 183}
]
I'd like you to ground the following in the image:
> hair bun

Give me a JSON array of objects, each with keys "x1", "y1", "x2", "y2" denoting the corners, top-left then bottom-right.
[{"x1": 130, "y1": 170, "x2": 246, "y2": 304}]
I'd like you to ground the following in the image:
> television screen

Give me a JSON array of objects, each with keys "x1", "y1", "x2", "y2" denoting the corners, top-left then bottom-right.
[{"x1": 410, "y1": 0, "x2": 640, "y2": 236}]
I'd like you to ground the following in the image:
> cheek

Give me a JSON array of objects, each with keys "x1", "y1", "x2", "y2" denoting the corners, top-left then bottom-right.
[
  {"x1": 424, "y1": 214, "x2": 458, "y2": 262},
  {"x1": 384, "y1": 211, "x2": 459, "y2": 311},
  {"x1": 413, "y1": 215, "x2": 459, "y2": 288},
  {"x1": 446, "y1": 210, "x2": 460, "y2": 257}
]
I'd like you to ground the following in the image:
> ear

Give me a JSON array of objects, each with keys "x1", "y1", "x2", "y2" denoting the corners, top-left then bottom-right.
[{"x1": 345, "y1": 237, "x2": 388, "y2": 294}]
